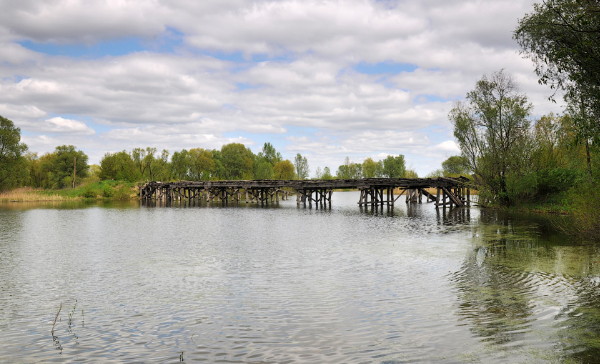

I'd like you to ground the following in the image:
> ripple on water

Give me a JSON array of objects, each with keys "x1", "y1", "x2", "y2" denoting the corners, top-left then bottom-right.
[{"x1": 0, "y1": 195, "x2": 599, "y2": 363}]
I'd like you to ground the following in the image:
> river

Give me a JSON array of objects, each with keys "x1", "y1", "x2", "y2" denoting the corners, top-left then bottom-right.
[{"x1": 0, "y1": 191, "x2": 598, "y2": 363}]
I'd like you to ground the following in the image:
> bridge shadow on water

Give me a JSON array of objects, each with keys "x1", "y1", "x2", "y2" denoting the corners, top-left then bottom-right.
[{"x1": 141, "y1": 193, "x2": 474, "y2": 227}]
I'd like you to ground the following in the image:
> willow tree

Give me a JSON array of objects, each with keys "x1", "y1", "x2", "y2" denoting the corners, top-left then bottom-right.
[
  {"x1": 515, "y1": 0, "x2": 600, "y2": 176},
  {"x1": 449, "y1": 70, "x2": 532, "y2": 204},
  {"x1": 515, "y1": 0, "x2": 600, "y2": 117}
]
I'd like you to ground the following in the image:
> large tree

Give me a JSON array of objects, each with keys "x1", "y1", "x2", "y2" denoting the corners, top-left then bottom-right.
[
  {"x1": 294, "y1": 153, "x2": 309, "y2": 180},
  {"x1": 273, "y1": 160, "x2": 295, "y2": 179},
  {"x1": 100, "y1": 150, "x2": 140, "y2": 182},
  {"x1": 381, "y1": 155, "x2": 406, "y2": 178},
  {"x1": 0, "y1": 116, "x2": 28, "y2": 190},
  {"x1": 41, "y1": 145, "x2": 89, "y2": 188},
  {"x1": 514, "y1": 0, "x2": 600, "y2": 134},
  {"x1": 362, "y1": 157, "x2": 382, "y2": 178},
  {"x1": 219, "y1": 143, "x2": 255, "y2": 180},
  {"x1": 450, "y1": 70, "x2": 532, "y2": 204},
  {"x1": 442, "y1": 155, "x2": 471, "y2": 176}
]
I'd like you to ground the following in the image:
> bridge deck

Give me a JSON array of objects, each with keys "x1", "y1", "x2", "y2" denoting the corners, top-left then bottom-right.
[{"x1": 139, "y1": 177, "x2": 471, "y2": 209}]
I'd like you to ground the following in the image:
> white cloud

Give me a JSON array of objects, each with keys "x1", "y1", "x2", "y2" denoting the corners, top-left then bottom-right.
[
  {"x1": 0, "y1": 0, "x2": 564, "y2": 175},
  {"x1": 43, "y1": 117, "x2": 95, "y2": 135}
]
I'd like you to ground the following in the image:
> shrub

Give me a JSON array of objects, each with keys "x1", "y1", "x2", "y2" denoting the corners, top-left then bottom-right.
[{"x1": 536, "y1": 168, "x2": 584, "y2": 196}]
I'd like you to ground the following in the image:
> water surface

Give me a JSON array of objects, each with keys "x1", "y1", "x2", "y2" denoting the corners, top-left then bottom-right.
[{"x1": 0, "y1": 192, "x2": 598, "y2": 363}]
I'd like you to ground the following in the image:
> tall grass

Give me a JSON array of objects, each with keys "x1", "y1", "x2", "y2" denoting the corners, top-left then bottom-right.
[
  {"x1": 0, "y1": 187, "x2": 77, "y2": 202},
  {"x1": 1, "y1": 180, "x2": 137, "y2": 202}
]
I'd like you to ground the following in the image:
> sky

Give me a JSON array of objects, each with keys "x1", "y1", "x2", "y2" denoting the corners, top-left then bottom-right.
[{"x1": 0, "y1": 0, "x2": 564, "y2": 177}]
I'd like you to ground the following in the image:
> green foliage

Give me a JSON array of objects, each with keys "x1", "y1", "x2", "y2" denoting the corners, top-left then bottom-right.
[
  {"x1": 315, "y1": 166, "x2": 333, "y2": 180},
  {"x1": 506, "y1": 172, "x2": 539, "y2": 202},
  {"x1": 254, "y1": 159, "x2": 274, "y2": 179},
  {"x1": 49, "y1": 180, "x2": 136, "y2": 199},
  {"x1": 362, "y1": 158, "x2": 382, "y2": 178},
  {"x1": 0, "y1": 115, "x2": 28, "y2": 191},
  {"x1": 258, "y1": 142, "x2": 282, "y2": 166},
  {"x1": 100, "y1": 151, "x2": 140, "y2": 182},
  {"x1": 405, "y1": 169, "x2": 418, "y2": 178},
  {"x1": 515, "y1": 0, "x2": 600, "y2": 124},
  {"x1": 382, "y1": 155, "x2": 406, "y2": 178},
  {"x1": 426, "y1": 169, "x2": 444, "y2": 178},
  {"x1": 294, "y1": 153, "x2": 309, "y2": 179},
  {"x1": 450, "y1": 70, "x2": 532, "y2": 205},
  {"x1": 131, "y1": 147, "x2": 170, "y2": 181},
  {"x1": 569, "y1": 180, "x2": 600, "y2": 242},
  {"x1": 254, "y1": 143, "x2": 284, "y2": 179},
  {"x1": 442, "y1": 155, "x2": 470, "y2": 176},
  {"x1": 536, "y1": 168, "x2": 584, "y2": 196},
  {"x1": 40, "y1": 145, "x2": 89, "y2": 189},
  {"x1": 336, "y1": 157, "x2": 362, "y2": 179},
  {"x1": 273, "y1": 160, "x2": 295, "y2": 179},
  {"x1": 218, "y1": 143, "x2": 254, "y2": 180}
]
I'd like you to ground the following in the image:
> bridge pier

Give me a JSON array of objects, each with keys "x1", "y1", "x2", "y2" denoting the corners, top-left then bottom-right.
[
  {"x1": 296, "y1": 188, "x2": 332, "y2": 208},
  {"x1": 358, "y1": 186, "x2": 398, "y2": 209},
  {"x1": 139, "y1": 177, "x2": 471, "y2": 210}
]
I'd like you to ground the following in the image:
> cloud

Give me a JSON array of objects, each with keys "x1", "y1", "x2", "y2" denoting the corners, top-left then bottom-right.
[
  {"x1": 0, "y1": 0, "x2": 565, "y2": 176},
  {"x1": 42, "y1": 117, "x2": 95, "y2": 135}
]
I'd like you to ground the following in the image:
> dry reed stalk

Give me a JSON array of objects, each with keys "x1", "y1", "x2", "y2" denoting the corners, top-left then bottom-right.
[{"x1": 0, "y1": 188, "x2": 76, "y2": 202}]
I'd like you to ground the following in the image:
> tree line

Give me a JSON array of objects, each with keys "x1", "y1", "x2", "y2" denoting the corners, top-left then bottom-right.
[{"x1": 0, "y1": 118, "x2": 417, "y2": 191}]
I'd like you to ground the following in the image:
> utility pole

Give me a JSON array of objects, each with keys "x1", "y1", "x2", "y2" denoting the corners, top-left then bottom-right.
[{"x1": 72, "y1": 156, "x2": 77, "y2": 188}]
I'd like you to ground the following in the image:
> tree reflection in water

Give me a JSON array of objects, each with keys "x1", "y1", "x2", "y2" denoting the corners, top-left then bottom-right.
[{"x1": 451, "y1": 209, "x2": 600, "y2": 362}]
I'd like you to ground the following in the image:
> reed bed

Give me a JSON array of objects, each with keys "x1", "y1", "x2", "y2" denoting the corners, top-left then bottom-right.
[{"x1": 0, "y1": 188, "x2": 78, "y2": 202}]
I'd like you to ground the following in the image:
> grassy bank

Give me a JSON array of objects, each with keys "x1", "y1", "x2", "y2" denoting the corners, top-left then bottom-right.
[{"x1": 1, "y1": 180, "x2": 138, "y2": 202}]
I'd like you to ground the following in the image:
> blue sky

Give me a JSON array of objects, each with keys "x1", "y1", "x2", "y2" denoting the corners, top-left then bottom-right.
[{"x1": 0, "y1": 0, "x2": 562, "y2": 176}]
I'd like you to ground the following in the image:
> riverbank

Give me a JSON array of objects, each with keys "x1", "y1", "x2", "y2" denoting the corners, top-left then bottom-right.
[
  {"x1": 0, "y1": 181, "x2": 138, "y2": 203},
  {"x1": 497, "y1": 186, "x2": 600, "y2": 243}
]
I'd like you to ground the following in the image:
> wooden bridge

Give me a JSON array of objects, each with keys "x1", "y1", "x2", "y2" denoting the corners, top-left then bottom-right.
[{"x1": 139, "y1": 177, "x2": 472, "y2": 209}]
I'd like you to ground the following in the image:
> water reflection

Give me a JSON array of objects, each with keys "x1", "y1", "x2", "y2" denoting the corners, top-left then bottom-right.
[
  {"x1": 1, "y1": 195, "x2": 599, "y2": 362},
  {"x1": 436, "y1": 206, "x2": 471, "y2": 225},
  {"x1": 452, "y1": 208, "x2": 600, "y2": 362}
]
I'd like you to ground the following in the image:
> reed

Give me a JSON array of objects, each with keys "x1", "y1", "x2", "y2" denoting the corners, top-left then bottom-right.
[{"x1": 0, "y1": 188, "x2": 77, "y2": 202}]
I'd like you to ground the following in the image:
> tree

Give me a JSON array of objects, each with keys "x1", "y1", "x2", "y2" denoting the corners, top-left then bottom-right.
[
  {"x1": 362, "y1": 158, "x2": 382, "y2": 178},
  {"x1": 441, "y1": 155, "x2": 470, "y2": 176},
  {"x1": 405, "y1": 169, "x2": 418, "y2": 178},
  {"x1": 219, "y1": 143, "x2": 254, "y2": 180},
  {"x1": 100, "y1": 151, "x2": 140, "y2": 182},
  {"x1": 188, "y1": 148, "x2": 215, "y2": 180},
  {"x1": 41, "y1": 145, "x2": 89, "y2": 188},
  {"x1": 170, "y1": 149, "x2": 191, "y2": 180},
  {"x1": 258, "y1": 142, "x2": 282, "y2": 166},
  {"x1": 449, "y1": 70, "x2": 533, "y2": 204},
  {"x1": 515, "y1": 0, "x2": 600, "y2": 125},
  {"x1": 131, "y1": 147, "x2": 170, "y2": 181},
  {"x1": 273, "y1": 160, "x2": 295, "y2": 179},
  {"x1": 294, "y1": 153, "x2": 309, "y2": 179},
  {"x1": 254, "y1": 158, "x2": 274, "y2": 179},
  {"x1": 0, "y1": 116, "x2": 28, "y2": 191},
  {"x1": 336, "y1": 157, "x2": 362, "y2": 179},
  {"x1": 382, "y1": 155, "x2": 406, "y2": 178}
]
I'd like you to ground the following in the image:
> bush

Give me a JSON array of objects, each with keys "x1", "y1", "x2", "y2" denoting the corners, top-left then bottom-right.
[
  {"x1": 113, "y1": 185, "x2": 133, "y2": 200},
  {"x1": 536, "y1": 168, "x2": 584, "y2": 196},
  {"x1": 569, "y1": 180, "x2": 600, "y2": 242},
  {"x1": 82, "y1": 187, "x2": 97, "y2": 198},
  {"x1": 507, "y1": 172, "x2": 538, "y2": 202}
]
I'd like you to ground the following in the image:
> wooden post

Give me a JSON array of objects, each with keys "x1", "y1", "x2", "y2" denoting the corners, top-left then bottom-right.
[{"x1": 72, "y1": 156, "x2": 77, "y2": 188}]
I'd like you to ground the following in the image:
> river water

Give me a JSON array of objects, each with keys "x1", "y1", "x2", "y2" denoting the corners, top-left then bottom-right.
[{"x1": 0, "y1": 192, "x2": 598, "y2": 363}]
